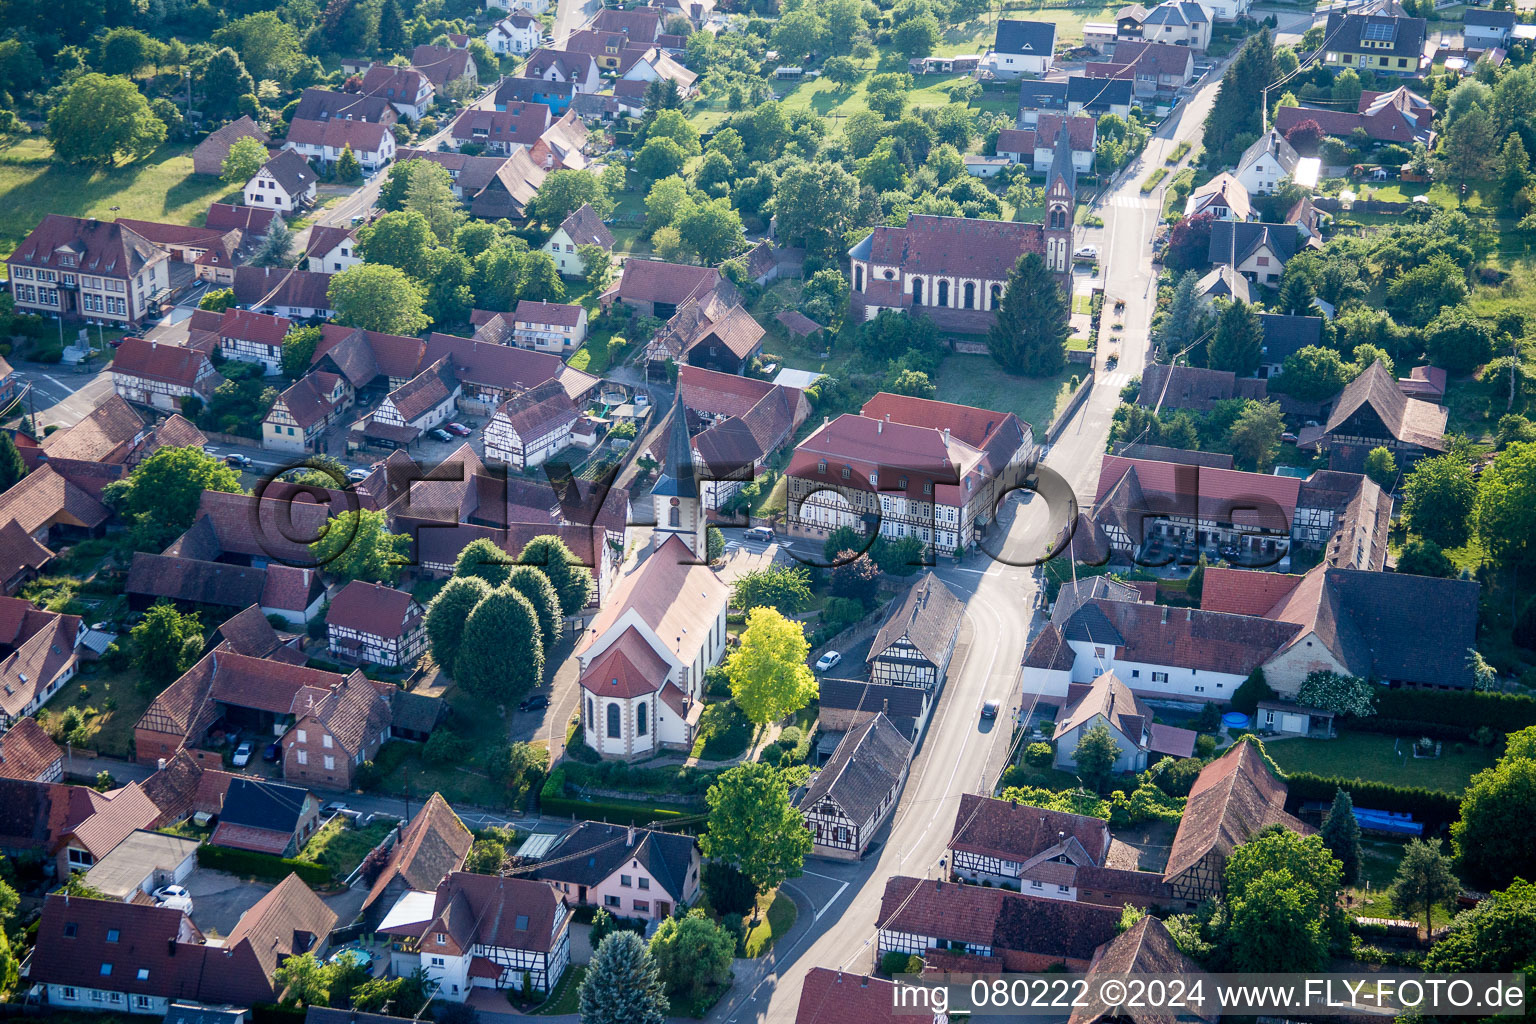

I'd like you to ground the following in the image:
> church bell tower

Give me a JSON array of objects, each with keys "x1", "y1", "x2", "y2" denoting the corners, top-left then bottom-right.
[
  {"x1": 1044, "y1": 118, "x2": 1077, "y2": 280},
  {"x1": 651, "y1": 392, "x2": 706, "y2": 558}
]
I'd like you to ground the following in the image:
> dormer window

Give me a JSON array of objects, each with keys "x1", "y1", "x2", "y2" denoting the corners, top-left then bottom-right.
[{"x1": 436, "y1": 932, "x2": 447, "y2": 944}]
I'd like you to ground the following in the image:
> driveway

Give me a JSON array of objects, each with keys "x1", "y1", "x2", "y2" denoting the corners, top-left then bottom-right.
[{"x1": 183, "y1": 868, "x2": 274, "y2": 939}]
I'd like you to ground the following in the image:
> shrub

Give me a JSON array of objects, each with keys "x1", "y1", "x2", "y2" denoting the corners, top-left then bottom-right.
[
  {"x1": 537, "y1": 767, "x2": 695, "y2": 825},
  {"x1": 1369, "y1": 689, "x2": 1536, "y2": 734},
  {"x1": 879, "y1": 951, "x2": 922, "y2": 976},
  {"x1": 1281, "y1": 771, "x2": 1461, "y2": 831},
  {"x1": 1025, "y1": 742, "x2": 1054, "y2": 767},
  {"x1": 1194, "y1": 734, "x2": 1218, "y2": 758},
  {"x1": 702, "y1": 861, "x2": 757, "y2": 916},
  {"x1": 778, "y1": 726, "x2": 803, "y2": 749},
  {"x1": 1152, "y1": 756, "x2": 1205, "y2": 797},
  {"x1": 424, "y1": 728, "x2": 471, "y2": 764},
  {"x1": 196, "y1": 843, "x2": 330, "y2": 885},
  {"x1": 1194, "y1": 702, "x2": 1222, "y2": 733}
]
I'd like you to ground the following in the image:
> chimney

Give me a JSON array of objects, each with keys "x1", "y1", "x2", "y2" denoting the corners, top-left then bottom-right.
[
  {"x1": 1161, "y1": 607, "x2": 1169, "y2": 624},
  {"x1": 167, "y1": 937, "x2": 176, "y2": 957},
  {"x1": 877, "y1": 419, "x2": 882, "y2": 434},
  {"x1": 626, "y1": 826, "x2": 635, "y2": 847},
  {"x1": 934, "y1": 879, "x2": 942, "y2": 891},
  {"x1": 885, "y1": 412, "x2": 890, "y2": 422},
  {"x1": 943, "y1": 427, "x2": 951, "y2": 448},
  {"x1": 157, "y1": 758, "x2": 166, "y2": 770}
]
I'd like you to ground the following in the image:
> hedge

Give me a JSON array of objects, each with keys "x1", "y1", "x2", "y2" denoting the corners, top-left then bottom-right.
[
  {"x1": 538, "y1": 766, "x2": 700, "y2": 829},
  {"x1": 1363, "y1": 690, "x2": 1536, "y2": 734},
  {"x1": 196, "y1": 843, "x2": 332, "y2": 885},
  {"x1": 1283, "y1": 771, "x2": 1462, "y2": 832}
]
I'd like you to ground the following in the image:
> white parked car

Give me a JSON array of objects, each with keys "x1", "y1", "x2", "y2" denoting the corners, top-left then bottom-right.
[
  {"x1": 346, "y1": 467, "x2": 370, "y2": 481},
  {"x1": 232, "y1": 741, "x2": 253, "y2": 767},
  {"x1": 154, "y1": 885, "x2": 193, "y2": 913},
  {"x1": 814, "y1": 651, "x2": 842, "y2": 673},
  {"x1": 1073, "y1": 245, "x2": 1099, "y2": 261}
]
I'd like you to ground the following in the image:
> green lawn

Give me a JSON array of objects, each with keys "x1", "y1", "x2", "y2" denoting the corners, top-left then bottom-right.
[
  {"x1": 935, "y1": 354, "x2": 1076, "y2": 436},
  {"x1": 1346, "y1": 838, "x2": 1461, "y2": 930},
  {"x1": 1265, "y1": 729, "x2": 1498, "y2": 796},
  {"x1": 534, "y1": 965, "x2": 585, "y2": 1015},
  {"x1": 40, "y1": 667, "x2": 153, "y2": 760},
  {"x1": 0, "y1": 137, "x2": 235, "y2": 258},
  {"x1": 743, "y1": 888, "x2": 798, "y2": 957},
  {"x1": 300, "y1": 818, "x2": 396, "y2": 880}
]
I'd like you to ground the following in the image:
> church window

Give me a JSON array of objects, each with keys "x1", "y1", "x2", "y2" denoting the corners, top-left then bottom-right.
[
  {"x1": 607, "y1": 703, "x2": 621, "y2": 738},
  {"x1": 854, "y1": 265, "x2": 865, "y2": 291},
  {"x1": 963, "y1": 282, "x2": 976, "y2": 309},
  {"x1": 669, "y1": 506, "x2": 680, "y2": 527},
  {"x1": 912, "y1": 279, "x2": 924, "y2": 305},
  {"x1": 937, "y1": 280, "x2": 949, "y2": 307},
  {"x1": 638, "y1": 703, "x2": 648, "y2": 735},
  {"x1": 990, "y1": 283, "x2": 1002, "y2": 306}
]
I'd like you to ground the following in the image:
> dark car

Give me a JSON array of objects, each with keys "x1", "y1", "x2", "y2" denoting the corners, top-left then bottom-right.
[
  {"x1": 428, "y1": 427, "x2": 453, "y2": 443},
  {"x1": 262, "y1": 742, "x2": 281, "y2": 763},
  {"x1": 225, "y1": 453, "x2": 253, "y2": 469},
  {"x1": 518, "y1": 694, "x2": 550, "y2": 712}
]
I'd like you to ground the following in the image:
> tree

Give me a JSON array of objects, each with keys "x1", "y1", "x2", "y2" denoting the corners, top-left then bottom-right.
[
  {"x1": 531, "y1": 169, "x2": 613, "y2": 224},
  {"x1": 1425, "y1": 877, "x2": 1536, "y2": 974},
  {"x1": 1440, "y1": 101, "x2": 1497, "y2": 182},
  {"x1": 199, "y1": 288, "x2": 236, "y2": 312},
  {"x1": 131, "y1": 602, "x2": 204, "y2": 685},
  {"x1": 676, "y1": 197, "x2": 745, "y2": 265},
  {"x1": 334, "y1": 144, "x2": 362, "y2": 183},
  {"x1": 214, "y1": 11, "x2": 304, "y2": 86},
  {"x1": 48, "y1": 73, "x2": 166, "y2": 166},
  {"x1": 359, "y1": 210, "x2": 435, "y2": 271},
  {"x1": 377, "y1": 0, "x2": 407, "y2": 53},
  {"x1": 771, "y1": 161, "x2": 861, "y2": 259},
  {"x1": 885, "y1": 368, "x2": 936, "y2": 398},
  {"x1": 405, "y1": 159, "x2": 465, "y2": 243},
  {"x1": 427, "y1": 576, "x2": 493, "y2": 673},
  {"x1": 635, "y1": 137, "x2": 688, "y2": 181},
  {"x1": 310, "y1": 508, "x2": 409, "y2": 583},
  {"x1": 219, "y1": 135, "x2": 268, "y2": 187},
  {"x1": 454, "y1": 536, "x2": 514, "y2": 587},
  {"x1": 893, "y1": 12, "x2": 940, "y2": 57},
  {"x1": 1296, "y1": 670, "x2": 1376, "y2": 718},
  {"x1": 580, "y1": 932, "x2": 668, "y2": 1024},
  {"x1": 1275, "y1": 270, "x2": 1319, "y2": 317},
  {"x1": 1072, "y1": 723, "x2": 1123, "y2": 793},
  {"x1": 1283, "y1": 118, "x2": 1325, "y2": 156},
  {"x1": 1225, "y1": 825, "x2": 1346, "y2": 968},
  {"x1": 119, "y1": 446, "x2": 242, "y2": 550},
  {"x1": 456, "y1": 586, "x2": 543, "y2": 701},
  {"x1": 519, "y1": 252, "x2": 566, "y2": 303},
  {"x1": 987, "y1": 253, "x2": 1068, "y2": 376},
  {"x1": 99, "y1": 27, "x2": 160, "y2": 78},
  {"x1": 1388, "y1": 255, "x2": 1470, "y2": 328},
  {"x1": 772, "y1": 7, "x2": 826, "y2": 61},
  {"x1": 0, "y1": 433, "x2": 26, "y2": 494},
  {"x1": 1452, "y1": 744, "x2": 1536, "y2": 887},
  {"x1": 648, "y1": 910, "x2": 735, "y2": 1003},
  {"x1": 1318, "y1": 789, "x2": 1363, "y2": 884},
  {"x1": 274, "y1": 951, "x2": 334, "y2": 1007},
  {"x1": 700, "y1": 761, "x2": 813, "y2": 893},
  {"x1": 1164, "y1": 212, "x2": 1216, "y2": 273},
  {"x1": 1424, "y1": 306, "x2": 1496, "y2": 374},
  {"x1": 1500, "y1": 133, "x2": 1532, "y2": 210},
  {"x1": 518, "y1": 535, "x2": 593, "y2": 616},
  {"x1": 731, "y1": 565, "x2": 812, "y2": 614},
  {"x1": 464, "y1": 838, "x2": 506, "y2": 873},
  {"x1": 1274, "y1": 345, "x2": 1350, "y2": 401},
  {"x1": 579, "y1": 244, "x2": 614, "y2": 290},
  {"x1": 1364, "y1": 446, "x2": 1398, "y2": 490},
  {"x1": 278, "y1": 325, "x2": 320, "y2": 380},
  {"x1": 1204, "y1": 29, "x2": 1273, "y2": 161},
  {"x1": 329, "y1": 264, "x2": 429, "y2": 335},
  {"x1": 249, "y1": 219, "x2": 295, "y2": 268},
  {"x1": 1390, "y1": 837, "x2": 1460, "y2": 937},
  {"x1": 1208, "y1": 299, "x2": 1263, "y2": 375},
  {"x1": 822, "y1": 55, "x2": 859, "y2": 88},
  {"x1": 1403, "y1": 453, "x2": 1477, "y2": 549},
  {"x1": 198, "y1": 48, "x2": 255, "y2": 119},
  {"x1": 1397, "y1": 537, "x2": 1456, "y2": 578},
  {"x1": 1474, "y1": 441, "x2": 1536, "y2": 569},
  {"x1": 1157, "y1": 271, "x2": 1205, "y2": 355},
  {"x1": 1232, "y1": 669, "x2": 1276, "y2": 716},
  {"x1": 504, "y1": 565, "x2": 563, "y2": 652},
  {"x1": 1229, "y1": 399, "x2": 1284, "y2": 472},
  {"x1": 726, "y1": 607, "x2": 816, "y2": 727},
  {"x1": 801, "y1": 269, "x2": 848, "y2": 327},
  {"x1": 1226, "y1": 868, "x2": 1328, "y2": 971}
]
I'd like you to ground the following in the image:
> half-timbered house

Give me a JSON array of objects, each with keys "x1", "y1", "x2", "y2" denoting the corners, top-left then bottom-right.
[
  {"x1": 263, "y1": 372, "x2": 352, "y2": 453},
  {"x1": 216, "y1": 309, "x2": 293, "y2": 375},
  {"x1": 798, "y1": 714, "x2": 911, "y2": 860},
  {"x1": 110, "y1": 338, "x2": 222, "y2": 413},
  {"x1": 420, "y1": 332, "x2": 600, "y2": 414},
  {"x1": 1296, "y1": 360, "x2": 1448, "y2": 465},
  {"x1": 483, "y1": 379, "x2": 580, "y2": 470},
  {"x1": 357, "y1": 357, "x2": 460, "y2": 448},
  {"x1": 414, "y1": 873, "x2": 572, "y2": 999},
  {"x1": 326, "y1": 580, "x2": 427, "y2": 668},
  {"x1": 1162, "y1": 738, "x2": 1309, "y2": 907},
  {"x1": 1068, "y1": 918, "x2": 1218, "y2": 1024},
  {"x1": 866, "y1": 573, "x2": 962, "y2": 690}
]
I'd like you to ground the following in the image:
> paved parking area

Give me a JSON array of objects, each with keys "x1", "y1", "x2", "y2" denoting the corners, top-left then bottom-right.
[{"x1": 183, "y1": 868, "x2": 274, "y2": 938}]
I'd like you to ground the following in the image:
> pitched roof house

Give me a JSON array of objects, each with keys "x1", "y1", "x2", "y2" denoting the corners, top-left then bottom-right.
[
  {"x1": 326, "y1": 580, "x2": 426, "y2": 668},
  {"x1": 1054, "y1": 670, "x2": 1197, "y2": 773},
  {"x1": 111, "y1": 338, "x2": 222, "y2": 413},
  {"x1": 233, "y1": 266, "x2": 336, "y2": 319},
  {"x1": 866, "y1": 573, "x2": 963, "y2": 693},
  {"x1": 1208, "y1": 221, "x2": 1305, "y2": 284},
  {"x1": 0, "y1": 605, "x2": 84, "y2": 730},
  {"x1": 543, "y1": 203, "x2": 614, "y2": 277},
  {"x1": 0, "y1": 715, "x2": 63, "y2": 782},
  {"x1": 799, "y1": 713, "x2": 912, "y2": 860},
  {"x1": 6, "y1": 214, "x2": 171, "y2": 328},
  {"x1": 1295, "y1": 359, "x2": 1447, "y2": 460},
  {"x1": 244, "y1": 149, "x2": 318, "y2": 213},
  {"x1": 209, "y1": 776, "x2": 321, "y2": 856},
  {"x1": 362, "y1": 792, "x2": 473, "y2": 926},
  {"x1": 795, "y1": 969, "x2": 908, "y2": 1024},
  {"x1": 1069, "y1": 917, "x2": 1219, "y2": 1024},
  {"x1": 533, "y1": 820, "x2": 701, "y2": 920},
  {"x1": 411, "y1": 872, "x2": 573, "y2": 998},
  {"x1": 192, "y1": 115, "x2": 271, "y2": 176},
  {"x1": 1322, "y1": 11, "x2": 1427, "y2": 75},
  {"x1": 482, "y1": 378, "x2": 581, "y2": 471}
]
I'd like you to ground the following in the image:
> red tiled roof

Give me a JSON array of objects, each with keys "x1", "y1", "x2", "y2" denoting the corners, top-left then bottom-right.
[
  {"x1": 617, "y1": 260, "x2": 720, "y2": 305},
  {"x1": 0, "y1": 716, "x2": 63, "y2": 781},
  {"x1": 0, "y1": 518, "x2": 54, "y2": 585},
  {"x1": 950, "y1": 792, "x2": 1109, "y2": 865},
  {"x1": 795, "y1": 968, "x2": 906, "y2": 1024},
  {"x1": 327, "y1": 580, "x2": 420, "y2": 639},
  {"x1": 38, "y1": 395, "x2": 146, "y2": 463},
  {"x1": 233, "y1": 266, "x2": 335, "y2": 312},
  {"x1": 68, "y1": 781, "x2": 160, "y2": 859},
  {"x1": 226, "y1": 873, "x2": 337, "y2": 985},
  {"x1": 1109, "y1": 39, "x2": 1194, "y2": 77},
  {"x1": 0, "y1": 609, "x2": 82, "y2": 719},
  {"x1": 271, "y1": 372, "x2": 343, "y2": 430},
  {"x1": 857, "y1": 215, "x2": 1045, "y2": 285},
  {"x1": 363, "y1": 792, "x2": 472, "y2": 911},
  {"x1": 579, "y1": 630, "x2": 671, "y2": 697},
  {"x1": 205, "y1": 202, "x2": 278, "y2": 235},
  {"x1": 429, "y1": 872, "x2": 568, "y2": 953},
  {"x1": 514, "y1": 299, "x2": 585, "y2": 328},
  {"x1": 220, "y1": 308, "x2": 293, "y2": 348},
  {"x1": 1094, "y1": 454, "x2": 1301, "y2": 532},
  {"x1": 496, "y1": 378, "x2": 579, "y2": 442},
  {"x1": 450, "y1": 105, "x2": 553, "y2": 147},
  {"x1": 313, "y1": 324, "x2": 426, "y2": 386},
  {"x1": 260, "y1": 563, "x2": 321, "y2": 613},
  {"x1": 677, "y1": 365, "x2": 778, "y2": 420},
  {"x1": 31, "y1": 894, "x2": 206, "y2": 998},
  {"x1": 113, "y1": 338, "x2": 216, "y2": 388},
  {"x1": 1164, "y1": 739, "x2": 1310, "y2": 882},
  {"x1": 879, "y1": 876, "x2": 1120, "y2": 963},
  {"x1": 286, "y1": 117, "x2": 393, "y2": 153},
  {"x1": 1199, "y1": 566, "x2": 1304, "y2": 616},
  {"x1": 0, "y1": 464, "x2": 110, "y2": 534},
  {"x1": 386, "y1": 357, "x2": 459, "y2": 423}
]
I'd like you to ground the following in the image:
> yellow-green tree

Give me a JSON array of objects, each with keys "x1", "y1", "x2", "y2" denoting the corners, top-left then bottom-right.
[{"x1": 726, "y1": 606, "x2": 815, "y2": 727}]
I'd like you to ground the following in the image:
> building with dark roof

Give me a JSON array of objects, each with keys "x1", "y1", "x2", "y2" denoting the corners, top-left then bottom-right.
[
  {"x1": 990, "y1": 19, "x2": 1057, "y2": 76},
  {"x1": 192, "y1": 115, "x2": 270, "y2": 176},
  {"x1": 866, "y1": 573, "x2": 963, "y2": 690},
  {"x1": 363, "y1": 792, "x2": 472, "y2": 927},
  {"x1": 799, "y1": 714, "x2": 912, "y2": 860},
  {"x1": 210, "y1": 777, "x2": 320, "y2": 857},
  {"x1": 6, "y1": 215, "x2": 171, "y2": 327},
  {"x1": 1296, "y1": 360, "x2": 1448, "y2": 462},
  {"x1": 1322, "y1": 11, "x2": 1427, "y2": 75},
  {"x1": 878, "y1": 875, "x2": 1121, "y2": 969},
  {"x1": 1070, "y1": 917, "x2": 1220, "y2": 1024},
  {"x1": 532, "y1": 820, "x2": 700, "y2": 920},
  {"x1": 405, "y1": 872, "x2": 572, "y2": 998},
  {"x1": 1208, "y1": 221, "x2": 1305, "y2": 284},
  {"x1": 233, "y1": 266, "x2": 336, "y2": 320},
  {"x1": 1163, "y1": 739, "x2": 1309, "y2": 904},
  {"x1": 1054, "y1": 670, "x2": 1197, "y2": 772}
]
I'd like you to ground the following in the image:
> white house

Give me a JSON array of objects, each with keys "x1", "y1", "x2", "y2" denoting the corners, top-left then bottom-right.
[
  {"x1": 545, "y1": 204, "x2": 615, "y2": 277},
  {"x1": 1198, "y1": 0, "x2": 1248, "y2": 20},
  {"x1": 368, "y1": 357, "x2": 461, "y2": 440},
  {"x1": 110, "y1": 338, "x2": 221, "y2": 413},
  {"x1": 533, "y1": 823, "x2": 701, "y2": 922},
  {"x1": 523, "y1": 49, "x2": 601, "y2": 94},
  {"x1": 303, "y1": 225, "x2": 361, "y2": 274},
  {"x1": 799, "y1": 714, "x2": 911, "y2": 860},
  {"x1": 244, "y1": 150, "x2": 317, "y2": 213},
  {"x1": 487, "y1": 11, "x2": 543, "y2": 54},
  {"x1": 1234, "y1": 129, "x2": 1300, "y2": 196},
  {"x1": 326, "y1": 579, "x2": 427, "y2": 668},
  {"x1": 1052, "y1": 670, "x2": 1196, "y2": 774},
  {"x1": 361, "y1": 65, "x2": 435, "y2": 121},
  {"x1": 986, "y1": 19, "x2": 1057, "y2": 77},
  {"x1": 483, "y1": 378, "x2": 580, "y2": 470},
  {"x1": 511, "y1": 299, "x2": 587, "y2": 352},
  {"x1": 214, "y1": 308, "x2": 292, "y2": 375},
  {"x1": 413, "y1": 873, "x2": 571, "y2": 999},
  {"x1": 284, "y1": 118, "x2": 397, "y2": 171}
]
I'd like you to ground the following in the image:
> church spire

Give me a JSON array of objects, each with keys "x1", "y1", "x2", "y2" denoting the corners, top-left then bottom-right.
[
  {"x1": 650, "y1": 390, "x2": 706, "y2": 558},
  {"x1": 1047, "y1": 116, "x2": 1076, "y2": 200},
  {"x1": 651, "y1": 391, "x2": 697, "y2": 500}
]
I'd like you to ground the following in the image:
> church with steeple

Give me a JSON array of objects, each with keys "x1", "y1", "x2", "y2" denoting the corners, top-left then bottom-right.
[
  {"x1": 846, "y1": 117, "x2": 1077, "y2": 332},
  {"x1": 650, "y1": 393, "x2": 706, "y2": 559}
]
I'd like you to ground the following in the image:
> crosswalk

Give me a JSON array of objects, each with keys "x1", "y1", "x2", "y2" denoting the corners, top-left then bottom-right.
[
  {"x1": 1098, "y1": 371, "x2": 1134, "y2": 391},
  {"x1": 1107, "y1": 194, "x2": 1155, "y2": 209}
]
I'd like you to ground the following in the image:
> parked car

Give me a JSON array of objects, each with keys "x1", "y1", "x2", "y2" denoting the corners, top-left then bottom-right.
[
  {"x1": 346, "y1": 467, "x2": 371, "y2": 481},
  {"x1": 445, "y1": 422, "x2": 472, "y2": 436},
  {"x1": 814, "y1": 651, "x2": 842, "y2": 673},
  {"x1": 428, "y1": 427, "x2": 453, "y2": 443},
  {"x1": 323, "y1": 801, "x2": 362, "y2": 822},
  {"x1": 518, "y1": 694, "x2": 550, "y2": 712},
  {"x1": 224, "y1": 453, "x2": 253, "y2": 469},
  {"x1": 1073, "y1": 245, "x2": 1099, "y2": 261},
  {"x1": 1281, "y1": 432, "x2": 1299, "y2": 443},
  {"x1": 232, "y1": 741, "x2": 254, "y2": 767},
  {"x1": 153, "y1": 885, "x2": 193, "y2": 913},
  {"x1": 202, "y1": 445, "x2": 219, "y2": 457},
  {"x1": 262, "y1": 742, "x2": 281, "y2": 763},
  {"x1": 981, "y1": 699, "x2": 1001, "y2": 720},
  {"x1": 744, "y1": 526, "x2": 774, "y2": 543}
]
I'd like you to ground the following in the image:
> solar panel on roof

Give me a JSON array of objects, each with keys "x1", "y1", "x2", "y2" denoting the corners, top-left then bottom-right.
[{"x1": 1362, "y1": 20, "x2": 1395, "y2": 39}]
